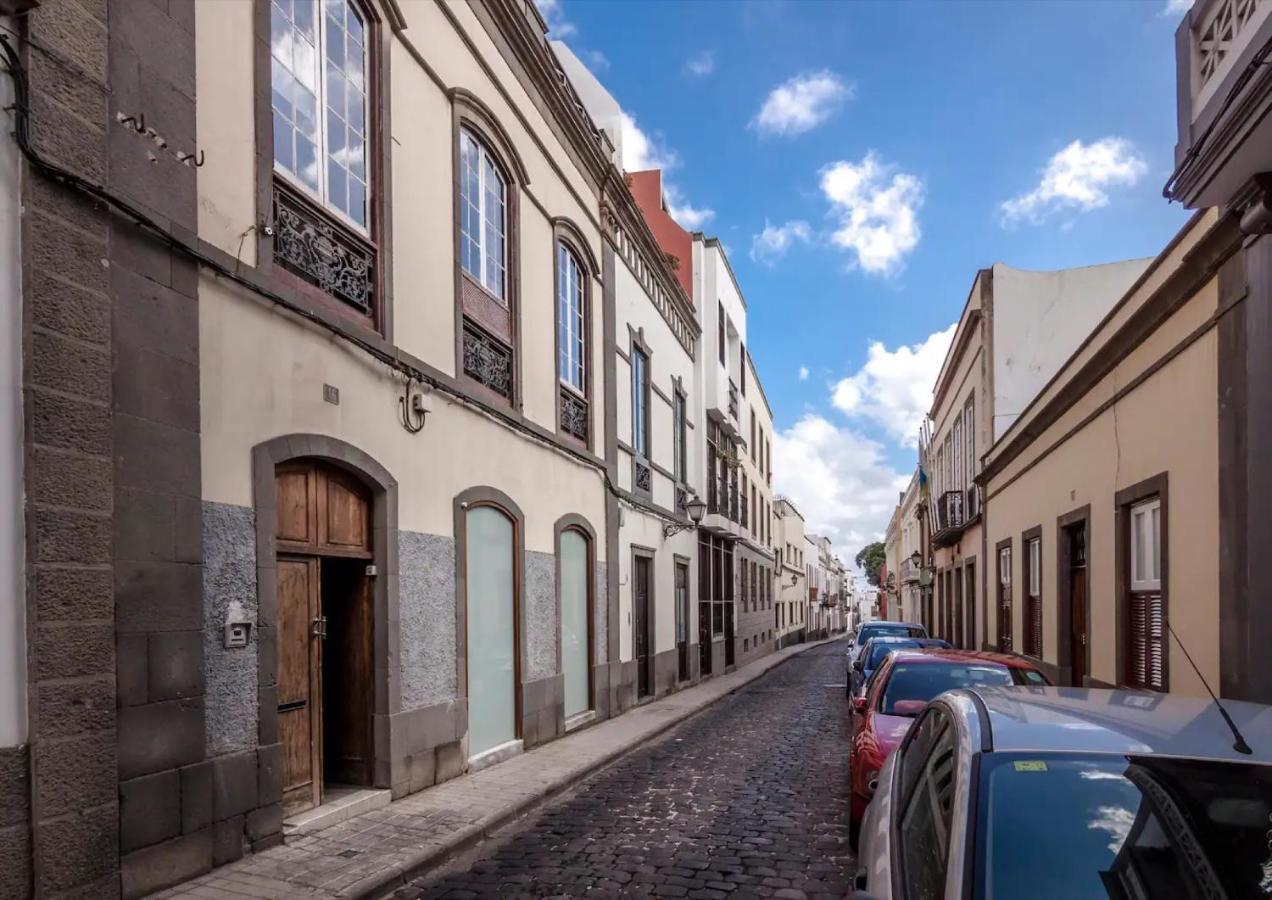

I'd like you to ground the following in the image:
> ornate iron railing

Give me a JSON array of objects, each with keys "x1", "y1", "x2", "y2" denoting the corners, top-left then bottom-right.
[
  {"x1": 559, "y1": 386, "x2": 588, "y2": 442},
  {"x1": 272, "y1": 182, "x2": 374, "y2": 313},
  {"x1": 462, "y1": 322, "x2": 513, "y2": 399},
  {"x1": 633, "y1": 459, "x2": 652, "y2": 494}
]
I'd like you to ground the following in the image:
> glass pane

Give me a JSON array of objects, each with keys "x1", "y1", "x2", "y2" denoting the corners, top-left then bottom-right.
[
  {"x1": 295, "y1": 136, "x2": 318, "y2": 191},
  {"x1": 1151, "y1": 505, "x2": 1161, "y2": 582},
  {"x1": 327, "y1": 160, "x2": 347, "y2": 216},
  {"x1": 561, "y1": 530, "x2": 590, "y2": 719},
  {"x1": 272, "y1": 112, "x2": 293, "y2": 171},
  {"x1": 348, "y1": 177, "x2": 365, "y2": 227},
  {"x1": 293, "y1": 0, "x2": 314, "y2": 38},
  {"x1": 465, "y1": 507, "x2": 517, "y2": 756}
]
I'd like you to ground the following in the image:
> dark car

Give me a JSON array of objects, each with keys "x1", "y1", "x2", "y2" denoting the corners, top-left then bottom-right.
[
  {"x1": 848, "y1": 637, "x2": 952, "y2": 699},
  {"x1": 846, "y1": 621, "x2": 927, "y2": 668}
]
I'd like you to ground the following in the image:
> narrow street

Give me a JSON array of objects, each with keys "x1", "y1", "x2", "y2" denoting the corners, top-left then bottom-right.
[{"x1": 396, "y1": 641, "x2": 856, "y2": 900}]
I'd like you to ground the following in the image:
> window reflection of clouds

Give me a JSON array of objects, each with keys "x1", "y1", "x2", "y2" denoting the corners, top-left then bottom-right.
[{"x1": 1087, "y1": 804, "x2": 1135, "y2": 854}]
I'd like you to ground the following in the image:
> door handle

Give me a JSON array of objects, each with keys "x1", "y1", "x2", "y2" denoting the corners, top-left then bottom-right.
[{"x1": 311, "y1": 616, "x2": 328, "y2": 639}]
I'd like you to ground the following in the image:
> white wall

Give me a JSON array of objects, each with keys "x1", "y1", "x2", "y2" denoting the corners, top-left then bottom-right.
[
  {"x1": 550, "y1": 41, "x2": 623, "y2": 168},
  {"x1": 991, "y1": 258, "x2": 1150, "y2": 440},
  {"x1": 0, "y1": 18, "x2": 26, "y2": 745}
]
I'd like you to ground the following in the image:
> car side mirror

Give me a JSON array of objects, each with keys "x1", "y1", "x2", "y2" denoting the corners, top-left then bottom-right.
[{"x1": 852, "y1": 697, "x2": 867, "y2": 713}]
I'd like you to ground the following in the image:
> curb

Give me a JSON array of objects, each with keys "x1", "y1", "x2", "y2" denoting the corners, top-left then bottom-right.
[{"x1": 345, "y1": 637, "x2": 842, "y2": 899}]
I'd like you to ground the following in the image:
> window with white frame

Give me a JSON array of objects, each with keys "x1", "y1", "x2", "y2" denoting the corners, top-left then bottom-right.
[
  {"x1": 459, "y1": 129, "x2": 508, "y2": 301},
  {"x1": 1127, "y1": 496, "x2": 1165, "y2": 691},
  {"x1": 557, "y1": 242, "x2": 585, "y2": 392},
  {"x1": 997, "y1": 544, "x2": 1013, "y2": 652},
  {"x1": 1025, "y1": 536, "x2": 1042, "y2": 657},
  {"x1": 964, "y1": 397, "x2": 975, "y2": 487},
  {"x1": 631, "y1": 347, "x2": 649, "y2": 457},
  {"x1": 271, "y1": 0, "x2": 369, "y2": 229}
]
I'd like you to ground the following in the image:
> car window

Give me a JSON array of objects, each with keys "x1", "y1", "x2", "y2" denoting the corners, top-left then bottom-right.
[
  {"x1": 867, "y1": 640, "x2": 919, "y2": 669},
  {"x1": 975, "y1": 753, "x2": 1272, "y2": 899},
  {"x1": 1010, "y1": 668, "x2": 1049, "y2": 685},
  {"x1": 898, "y1": 706, "x2": 949, "y2": 809},
  {"x1": 863, "y1": 624, "x2": 926, "y2": 640},
  {"x1": 881, "y1": 663, "x2": 1015, "y2": 716},
  {"x1": 900, "y1": 725, "x2": 956, "y2": 899}
]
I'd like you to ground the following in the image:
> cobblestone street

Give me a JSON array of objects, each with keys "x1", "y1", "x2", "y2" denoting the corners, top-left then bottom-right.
[{"x1": 396, "y1": 641, "x2": 856, "y2": 899}]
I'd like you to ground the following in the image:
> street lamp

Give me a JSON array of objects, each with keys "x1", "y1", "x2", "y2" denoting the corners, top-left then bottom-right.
[
  {"x1": 909, "y1": 550, "x2": 922, "y2": 569},
  {"x1": 663, "y1": 493, "x2": 707, "y2": 537}
]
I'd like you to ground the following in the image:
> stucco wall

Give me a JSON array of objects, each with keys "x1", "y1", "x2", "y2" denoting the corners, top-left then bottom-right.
[
  {"x1": 203, "y1": 502, "x2": 258, "y2": 756},
  {"x1": 991, "y1": 258, "x2": 1151, "y2": 441},
  {"x1": 984, "y1": 249, "x2": 1221, "y2": 695},
  {"x1": 399, "y1": 531, "x2": 458, "y2": 710}
]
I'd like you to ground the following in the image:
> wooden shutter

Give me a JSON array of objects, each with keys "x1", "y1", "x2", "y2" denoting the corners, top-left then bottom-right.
[
  {"x1": 1127, "y1": 591, "x2": 1165, "y2": 691},
  {"x1": 1026, "y1": 595, "x2": 1042, "y2": 658}
]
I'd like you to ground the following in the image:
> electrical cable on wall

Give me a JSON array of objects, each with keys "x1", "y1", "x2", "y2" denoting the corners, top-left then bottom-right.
[{"x1": 0, "y1": 32, "x2": 691, "y2": 533}]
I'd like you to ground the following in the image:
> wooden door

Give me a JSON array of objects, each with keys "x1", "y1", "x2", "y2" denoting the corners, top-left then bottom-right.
[
  {"x1": 634, "y1": 556, "x2": 651, "y2": 697},
  {"x1": 275, "y1": 461, "x2": 372, "y2": 813},
  {"x1": 278, "y1": 556, "x2": 322, "y2": 812},
  {"x1": 954, "y1": 568, "x2": 964, "y2": 648},
  {"x1": 965, "y1": 563, "x2": 976, "y2": 650},
  {"x1": 1068, "y1": 525, "x2": 1088, "y2": 686}
]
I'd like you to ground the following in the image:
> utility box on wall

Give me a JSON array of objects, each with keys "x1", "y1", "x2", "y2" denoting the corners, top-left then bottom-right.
[{"x1": 224, "y1": 599, "x2": 252, "y2": 649}]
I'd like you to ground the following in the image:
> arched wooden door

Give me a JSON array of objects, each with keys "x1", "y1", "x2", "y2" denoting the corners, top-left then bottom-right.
[{"x1": 275, "y1": 460, "x2": 374, "y2": 813}]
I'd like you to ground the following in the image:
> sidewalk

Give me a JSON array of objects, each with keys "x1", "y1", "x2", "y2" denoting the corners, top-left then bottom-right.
[{"x1": 150, "y1": 637, "x2": 842, "y2": 900}]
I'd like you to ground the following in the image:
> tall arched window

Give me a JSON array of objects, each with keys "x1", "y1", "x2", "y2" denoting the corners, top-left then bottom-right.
[
  {"x1": 271, "y1": 0, "x2": 370, "y2": 230},
  {"x1": 459, "y1": 129, "x2": 508, "y2": 302},
  {"x1": 557, "y1": 242, "x2": 585, "y2": 392}
]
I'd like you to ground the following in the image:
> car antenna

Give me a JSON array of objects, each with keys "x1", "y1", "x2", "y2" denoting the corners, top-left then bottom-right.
[{"x1": 1166, "y1": 619, "x2": 1252, "y2": 755}]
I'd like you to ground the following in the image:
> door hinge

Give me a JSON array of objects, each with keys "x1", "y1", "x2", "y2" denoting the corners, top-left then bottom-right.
[{"x1": 311, "y1": 616, "x2": 328, "y2": 639}]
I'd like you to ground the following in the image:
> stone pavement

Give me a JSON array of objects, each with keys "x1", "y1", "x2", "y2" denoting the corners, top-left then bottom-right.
[
  {"x1": 396, "y1": 639, "x2": 856, "y2": 900},
  {"x1": 149, "y1": 637, "x2": 844, "y2": 900}
]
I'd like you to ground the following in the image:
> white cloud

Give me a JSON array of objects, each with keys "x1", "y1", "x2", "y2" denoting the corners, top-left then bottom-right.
[
  {"x1": 585, "y1": 49, "x2": 610, "y2": 71},
  {"x1": 619, "y1": 111, "x2": 677, "y2": 172},
  {"x1": 750, "y1": 219, "x2": 811, "y2": 264},
  {"x1": 685, "y1": 50, "x2": 715, "y2": 77},
  {"x1": 534, "y1": 0, "x2": 577, "y2": 37},
  {"x1": 798, "y1": 366, "x2": 810, "y2": 381},
  {"x1": 664, "y1": 183, "x2": 714, "y2": 230},
  {"x1": 774, "y1": 414, "x2": 910, "y2": 552},
  {"x1": 831, "y1": 323, "x2": 956, "y2": 447},
  {"x1": 620, "y1": 114, "x2": 713, "y2": 229},
  {"x1": 753, "y1": 70, "x2": 852, "y2": 137},
  {"x1": 1000, "y1": 138, "x2": 1147, "y2": 225},
  {"x1": 820, "y1": 152, "x2": 924, "y2": 276},
  {"x1": 1163, "y1": 0, "x2": 1191, "y2": 15}
]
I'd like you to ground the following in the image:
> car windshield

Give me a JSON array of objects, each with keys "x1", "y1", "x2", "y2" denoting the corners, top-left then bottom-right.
[
  {"x1": 879, "y1": 662, "x2": 1015, "y2": 715},
  {"x1": 975, "y1": 752, "x2": 1272, "y2": 899},
  {"x1": 861, "y1": 624, "x2": 925, "y2": 641},
  {"x1": 867, "y1": 640, "x2": 920, "y2": 669}
]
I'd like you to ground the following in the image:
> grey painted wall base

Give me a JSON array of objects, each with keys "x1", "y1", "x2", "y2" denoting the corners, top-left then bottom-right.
[
  {"x1": 652, "y1": 648, "x2": 679, "y2": 698},
  {"x1": 521, "y1": 673, "x2": 564, "y2": 749},
  {"x1": 399, "y1": 531, "x2": 458, "y2": 710},
  {"x1": 383, "y1": 697, "x2": 468, "y2": 799},
  {"x1": 204, "y1": 502, "x2": 259, "y2": 757}
]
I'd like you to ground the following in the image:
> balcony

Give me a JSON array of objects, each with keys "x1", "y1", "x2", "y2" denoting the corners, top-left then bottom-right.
[
  {"x1": 1168, "y1": 0, "x2": 1272, "y2": 209},
  {"x1": 899, "y1": 557, "x2": 921, "y2": 584},
  {"x1": 931, "y1": 486, "x2": 981, "y2": 549}
]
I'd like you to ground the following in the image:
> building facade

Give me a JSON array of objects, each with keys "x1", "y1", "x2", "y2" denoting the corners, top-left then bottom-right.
[
  {"x1": 981, "y1": 209, "x2": 1228, "y2": 693},
  {"x1": 0, "y1": 1, "x2": 794, "y2": 896},
  {"x1": 919, "y1": 259, "x2": 1149, "y2": 652},
  {"x1": 773, "y1": 499, "x2": 806, "y2": 648},
  {"x1": 1168, "y1": 0, "x2": 1272, "y2": 704}
]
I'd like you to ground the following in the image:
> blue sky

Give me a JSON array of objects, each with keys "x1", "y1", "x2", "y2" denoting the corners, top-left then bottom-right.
[{"x1": 541, "y1": 0, "x2": 1192, "y2": 554}]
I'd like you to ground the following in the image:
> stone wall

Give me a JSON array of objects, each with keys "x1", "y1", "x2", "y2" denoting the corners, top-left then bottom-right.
[
  {"x1": 399, "y1": 530, "x2": 457, "y2": 710},
  {"x1": 203, "y1": 503, "x2": 257, "y2": 756}
]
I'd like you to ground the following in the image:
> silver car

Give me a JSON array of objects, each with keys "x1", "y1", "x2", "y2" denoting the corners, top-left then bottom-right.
[{"x1": 853, "y1": 686, "x2": 1272, "y2": 900}]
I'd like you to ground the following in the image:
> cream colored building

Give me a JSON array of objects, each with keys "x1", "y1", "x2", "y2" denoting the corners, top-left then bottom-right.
[
  {"x1": 921, "y1": 258, "x2": 1149, "y2": 651},
  {"x1": 773, "y1": 499, "x2": 806, "y2": 647},
  {"x1": 192, "y1": 0, "x2": 624, "y2": 867},
  {"x1": 981, "y1": 209, "x2": 1230, "y2": 695},
  {"x1": 736, "y1": 351, "x2": 777, "y2": 666}
]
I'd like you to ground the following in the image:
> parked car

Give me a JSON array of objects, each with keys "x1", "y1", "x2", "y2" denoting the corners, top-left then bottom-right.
[
  {"x1": 848, "y1": 637, "x2": 952, "y2": 699},
  {"x1": 852, "y1": 686, "x2": 1272, "y2": 900},
  {"x1": 846, "y1": 621, "x2": 927, "y2": 666},
  {"x1": 848, "y1": 649, "x2": 1048, "y2": 831}
]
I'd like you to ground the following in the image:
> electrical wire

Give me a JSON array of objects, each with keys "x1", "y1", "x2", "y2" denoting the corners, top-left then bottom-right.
[{"x1": 0, "y1": 32, "x2": 690, "y2": 531}]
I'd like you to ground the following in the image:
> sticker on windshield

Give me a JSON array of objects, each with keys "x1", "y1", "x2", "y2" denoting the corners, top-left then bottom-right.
[{"x1": 1012, "y1": 760, "x2": 1048, "y2": 772}]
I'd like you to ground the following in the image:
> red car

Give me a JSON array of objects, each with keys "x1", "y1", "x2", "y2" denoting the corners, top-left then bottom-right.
[{"x1": 848, "y1": 648, "x2": 1049, "y2": 830}]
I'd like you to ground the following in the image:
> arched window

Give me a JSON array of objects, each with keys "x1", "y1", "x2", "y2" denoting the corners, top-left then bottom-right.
[
  {"x1": 271, "y1": 0, "x2": 370, "y2": 230},
  {"x1": 459, "y1": 129, "x2": 508, "y2": 302},
  {"x1": 557, "y1": 241, "x2": 585, "y2": 392}
]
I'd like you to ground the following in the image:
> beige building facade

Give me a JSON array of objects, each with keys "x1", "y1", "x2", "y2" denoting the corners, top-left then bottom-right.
[
  {"x1": 773, "y1": 498, "x2": 806, "y2": 647},
  {"x1": 981, "y1": 209, "x2": 1230, "y2": 694}
]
